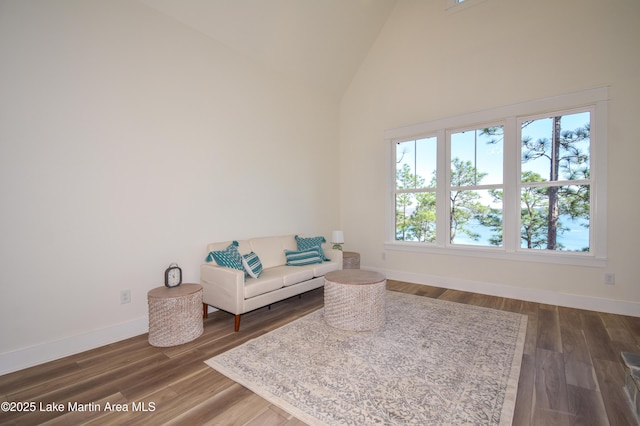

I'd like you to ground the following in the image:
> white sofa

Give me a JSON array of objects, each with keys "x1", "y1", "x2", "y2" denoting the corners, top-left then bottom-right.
[{"x1": 201, "y1": 235, "x2": 342, "y2": 331}]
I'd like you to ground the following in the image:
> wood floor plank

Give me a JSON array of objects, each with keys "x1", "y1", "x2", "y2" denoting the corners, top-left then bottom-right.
[
  {"x1": 581, "y1": 311, "x2": 620, "y2": 362},
  {"x1": 438, "y1": 288, "x2": 474, "y2": 304},
  {"x1": 6, "y1": 346, "x2": 163, "y2": 402},
  {"x1": 558, "y1": 307, "x2": 592, "y2": 365},
  {"x1": 621, "y1": 315, "x2": 640, "y2": 345},
  {"x1": 1, "y1": 283, "x2": 637, "y2": 425},
  {"x1": 500, "y1": 297, "x2": 524, "y2": 314},
  {"x1": 530, "y1": 407, "x2": 571, "y2": 426},
  {"x1": 521, "y1": 301, "x2": 539, "y2": 357},
  {"x1": 558, "y1": 306, "x2": 600, "y2": 392},
  {"x1": 387, "y1": 279, "x2": 446, "y2": 298},
  {"x1": 563, "y1": 359, "x2": 598, "y2": 392},
  {"x1": 2, "y1": 353, "x2": 170, "y2": 425},
  {"x1": 566, "y1": 384, "x2": 609, "y2": 426},
  {"x1": 170, "y1": 382, "x2": 255, "y2": 425},
  {"x1": 263, "y1": 405, "x2": 305, "y2": 425},
  {"x1": 467, "y1": 292, "x2": 504, "y2": 310},
  {"x1": 592, "y1": 358, "x2": 637, "y2": 426},
  {"x1": 537, "y1": 306, "x2": 562, "y2": 353},
  {"x1": 513, "y1": 352, "x2": 535, "y2": 426},
  {"x1": 534, "y1": 348, "x2": 569, "y2": 415},
  {"x1": 119, "y1": 355, "x2": 211, "y2": 401},
  {"x1": 601, "y1": 312, "x2": 639, "y2": 351},
  {"x1": 187, "y1": 390, "x2": 270, "y2": 426},
  {"x1": 0, "y1": 358, "x2": 81, "y2": 397},
  {"x1": 244, "y1": 406, "x2": 298, "y2": 426}
]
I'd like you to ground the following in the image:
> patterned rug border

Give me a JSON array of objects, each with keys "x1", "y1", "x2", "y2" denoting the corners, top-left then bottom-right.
[
  {"x1": 209, "y1": 355, "x2": 325, "y2": 425},
  {"x1": 206, "y1": 291, "x2": 528, "y2": 425}
]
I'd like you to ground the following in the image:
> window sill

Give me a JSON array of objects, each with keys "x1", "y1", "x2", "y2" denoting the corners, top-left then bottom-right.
[{"x1": 384, "y1": 241, "x2": 607, "y2": 268}]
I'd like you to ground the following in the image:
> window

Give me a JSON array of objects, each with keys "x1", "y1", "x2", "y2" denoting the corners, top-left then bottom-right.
[
  {"x1": 387, "y1": 88, "x2": 608, "y2": 266},
  {"x1": 518, "y1": 111, "x2": 592, "y2": 252},
  {"x1": 449, "y1": 125, "x2": 503, "y2": 246},
  {"x1": 395, "y1": 137, "x2": 437, "y2": 242}
]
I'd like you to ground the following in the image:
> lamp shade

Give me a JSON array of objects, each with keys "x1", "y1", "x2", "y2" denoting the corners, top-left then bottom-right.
[{"x1": 331, "y1": 230, "x2": 344, "y2": 244}]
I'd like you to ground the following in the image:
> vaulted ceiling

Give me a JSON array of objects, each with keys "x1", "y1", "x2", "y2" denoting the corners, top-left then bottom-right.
[{"x1": 140, "y1": 0, "x2": 397, "y2": 100}]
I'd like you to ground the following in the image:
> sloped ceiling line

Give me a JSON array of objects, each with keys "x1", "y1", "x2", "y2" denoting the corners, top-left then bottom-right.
[{"x1": 140, "y1": 0, "x2": 397, "y2": 100}]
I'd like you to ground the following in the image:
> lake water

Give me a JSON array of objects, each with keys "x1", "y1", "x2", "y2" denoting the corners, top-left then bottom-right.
[{"x1": 453, "y1": 215, "x2": 590, "y2": 252}]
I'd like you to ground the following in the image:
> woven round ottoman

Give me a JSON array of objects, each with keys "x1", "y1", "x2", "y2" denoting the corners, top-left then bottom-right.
[
  {"x1": 324, "y1": 269, "x2": 386, "y2": 331},
  {"x1": 147, "y1": 284, "x2": 204, "y2": 347}
]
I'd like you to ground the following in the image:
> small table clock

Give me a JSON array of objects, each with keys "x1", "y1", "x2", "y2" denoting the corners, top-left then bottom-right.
[{"x1": 164, "y1": 263, "x2": 182, "y2": 288}]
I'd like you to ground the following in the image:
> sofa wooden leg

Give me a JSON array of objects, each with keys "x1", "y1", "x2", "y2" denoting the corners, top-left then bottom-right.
[
  {"x1": 234, "y1": 314, "x2": 241, "y2": 332},
  {"x1": 203, "y1": 303, "x2": 208, "y2": 318}
]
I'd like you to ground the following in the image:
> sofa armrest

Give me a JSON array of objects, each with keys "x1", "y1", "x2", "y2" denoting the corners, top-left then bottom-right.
[
  {"x1": 324, "y1": 247, "x2": 343, "y2": 269},
  {"x1": 200, "y1": 263, "x2": 245, "y2": 314}
]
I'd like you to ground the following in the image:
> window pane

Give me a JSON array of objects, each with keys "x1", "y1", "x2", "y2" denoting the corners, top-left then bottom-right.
[
  {"x1": 396, "y1": 137, "x2": 436, "y2": 190},
  {"x1": 521, "y1": 112, "x2": 590, "y2": 182},
  {"x1": 396, "y1": 193, "x2": 436, "y2": 242},
  {"x1": 451, "y1": 126, "x2": 503, "y2": 186},
  {"x1": 520, "y1": 185, "x2": 590, "y2": 251},
  {"x1": 450, "y1": 189, "x2": 502, "y2": 246}
]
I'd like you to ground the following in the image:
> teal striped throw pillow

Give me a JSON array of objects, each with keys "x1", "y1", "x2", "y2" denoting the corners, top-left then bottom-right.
[
  {"x1": 285, "y1": 248, "x2": 323, "y2": 266},
  {"x1": 205, "y1": 241, "x2": 245, "y2": 272},
  {"x1": 242, "y1": 252, "x2": 263, "y2": 278},
  {"x1": 295, "y1": 235, "x2": 329, "y2": 261}
]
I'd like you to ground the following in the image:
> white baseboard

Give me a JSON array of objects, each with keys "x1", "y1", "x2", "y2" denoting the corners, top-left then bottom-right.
[
  {"x1": 3, "y1": 270, "x2": 637, "y2": 377},
  {"x1": 369, "y1": 266, "x2": 640, "y2": 317},
  {"x1": 0, "y1": 317, "x2": 148, "y2": 376}
]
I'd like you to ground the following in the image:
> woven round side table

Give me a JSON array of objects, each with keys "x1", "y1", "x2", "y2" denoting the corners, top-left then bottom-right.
[
  {"x1": 324, "y1": 269, "x2": 386, "y2": 331},
  {"x1": 147, "y1": 284, "x2": 203, "y2": 347},
  {"x1": 342, "y1": 251, "x2": 360, "y2": 269}
]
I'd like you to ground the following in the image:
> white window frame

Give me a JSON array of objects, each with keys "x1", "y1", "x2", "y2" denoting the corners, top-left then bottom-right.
[
  {"x1": 446, "y1": 122, "x2": 505, "y2": 246},
  {"x1": 385, "y1": 87, "x2": 608, "y2": 267}
]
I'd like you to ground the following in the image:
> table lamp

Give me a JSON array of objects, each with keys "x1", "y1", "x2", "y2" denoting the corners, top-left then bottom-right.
[{"x1": 331, "y1": 230, "x2": 344, "y2": 250}]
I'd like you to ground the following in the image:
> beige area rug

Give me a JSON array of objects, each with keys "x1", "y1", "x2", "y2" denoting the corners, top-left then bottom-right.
[{"x1": 205, "y1": 291, "x2": 527, "y2": 425}]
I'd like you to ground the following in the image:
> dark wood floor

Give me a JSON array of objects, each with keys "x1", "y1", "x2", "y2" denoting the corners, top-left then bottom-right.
[{"x1": 1, "y1": 280, "x2": 639, "y2": 425}]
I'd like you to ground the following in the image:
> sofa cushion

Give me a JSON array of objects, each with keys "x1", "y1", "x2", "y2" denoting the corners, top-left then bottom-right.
[
  {"x1": 244, "y1": 269, "x2": 284, "y2": 299},
  {"x1": 278, "y1": 266, "x2": 315, "y2": 286},
  {"x1": 241, "y1": 252, "x2": 263, "y2": 278},
  {"x1": 295, "y1": 235, "x2": 329, "y2": 260},
  {"x1": 285, "y1": 248, "x2": 323, "y2": 266},
  {"x1": 206, "y1": 241, "x2": 245, "y2": 272},
  {"x1": 310, "y1": 260, "x2": 340, "y2": 277}
]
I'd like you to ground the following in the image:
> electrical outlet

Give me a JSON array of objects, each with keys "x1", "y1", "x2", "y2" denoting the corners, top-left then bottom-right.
[
  {"x1": 604, "y1": 273, "x2": 615, "y2": 285},
  {"x1": 120, "y1": 289, "x2": 131, "y2": 304},
  {"x1": 381, "y1": 252, "x2": 386, "y2": 261}
]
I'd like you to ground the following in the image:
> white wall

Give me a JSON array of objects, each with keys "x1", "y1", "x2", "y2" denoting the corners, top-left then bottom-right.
[
  {"x1": 340, "y1": 0, "x2": 640, "y2": 312},
  {"x1": 0, "y1": 0, "x2": 339, "y2": 373}
]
